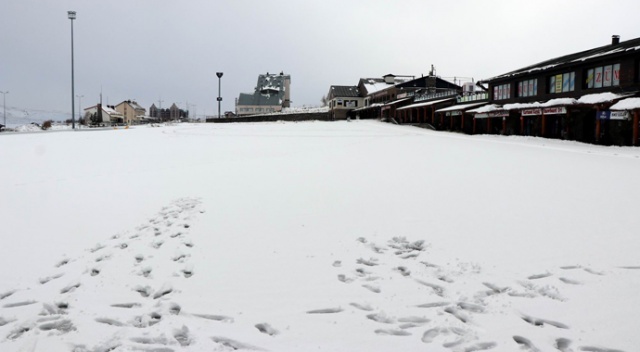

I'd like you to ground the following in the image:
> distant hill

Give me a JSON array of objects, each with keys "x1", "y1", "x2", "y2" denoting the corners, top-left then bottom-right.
[{"x1": 2, "y1": 106, "x2": 72, "y2": 128}]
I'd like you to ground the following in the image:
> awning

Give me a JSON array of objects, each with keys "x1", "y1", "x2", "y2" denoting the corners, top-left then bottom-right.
[
  {"x1": 610, "y1": 97, "x2": 640, "y2": 111},
  {"x1": 435, "y1": 102, "x2": 488, "y2": 113},
  {"x1": 396, "y1": 97, "x2": 456, "y2": 111}
]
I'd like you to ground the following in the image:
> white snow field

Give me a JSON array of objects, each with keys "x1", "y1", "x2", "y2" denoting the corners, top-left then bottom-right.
[{"x1": 1, "y1": 120, "x2": 639, "y2": 352}]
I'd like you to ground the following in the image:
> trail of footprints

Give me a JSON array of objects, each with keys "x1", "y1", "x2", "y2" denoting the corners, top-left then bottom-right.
[
  {"x1": 1, "y1": 208, "x2": 637, "y2": 351},
  {"x1": 312, "y1": 236, "x2": 630, "y2": 352},
  {"x1": 0, "y1": 198, "x2": 271, "y2": 351}
]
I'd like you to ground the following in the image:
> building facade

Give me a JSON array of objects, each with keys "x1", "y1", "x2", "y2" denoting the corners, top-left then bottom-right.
[
  {"x1": 327, "y1": 85, "x2": 363, "y2": 120},
  {"x1": 478, "y1": 35, "x2": 640, "y2": 145},
  {"x1": 236, "y1": 72, "x2": 291, "y2": 116},
  {"x1": 115, "y1": 100, "x2": 146, "y2": 125}
]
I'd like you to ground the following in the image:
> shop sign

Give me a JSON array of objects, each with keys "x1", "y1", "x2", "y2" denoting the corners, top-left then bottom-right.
[
  {"x1": 397, "y1": 93, "x2": 408, "y2": 99},
  {"x1": 543, "y1": 107, "x2": 566, "y2": 115},
  {"x1": 598, "y1": 110, "x2": 630, "y2": 120},
  {"x1": 611, "y1": 111, "x2": 629, "y2": 120},
  {"x1": 475, "y1": 111, "x2": 508, "y2": 118},
  {"x1": 446, "y1": 111, "x2": 462, "y2": 116},
  {"x1": 521, "y1": 108, "x2": 542, "y2": 116}
]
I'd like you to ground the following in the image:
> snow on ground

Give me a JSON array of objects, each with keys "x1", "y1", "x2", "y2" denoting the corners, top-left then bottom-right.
[{"x1": 1, "y1": 120, "x2": 639, "y2": 352}]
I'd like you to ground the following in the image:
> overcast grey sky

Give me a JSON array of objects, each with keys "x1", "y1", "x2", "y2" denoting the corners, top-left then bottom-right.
[{"x1": 1, "y1": 0, "x2": 639, "y2": 119}]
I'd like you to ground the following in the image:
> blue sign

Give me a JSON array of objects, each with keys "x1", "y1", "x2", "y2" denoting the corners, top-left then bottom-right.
[{"x1": 597, "y1": 111, "x2": 611, "y2": 120}]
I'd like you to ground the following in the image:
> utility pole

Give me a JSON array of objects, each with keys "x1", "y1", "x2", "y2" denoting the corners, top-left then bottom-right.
[{"x1": 68, "y1": 10, "x2": 77, "y2": 129}]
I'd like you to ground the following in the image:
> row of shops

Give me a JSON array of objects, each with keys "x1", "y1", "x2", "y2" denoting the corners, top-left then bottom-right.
[{"x1": 341, "y1": 35, "x2": 640, "y2": 146}]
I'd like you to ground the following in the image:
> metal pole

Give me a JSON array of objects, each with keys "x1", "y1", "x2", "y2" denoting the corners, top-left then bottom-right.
[
  {"x1": 68, "y1": 11, "x2": 76, "y2": 130},
  {"x1": 216, "y1": 72, "x2": 223, "y2": 119}
]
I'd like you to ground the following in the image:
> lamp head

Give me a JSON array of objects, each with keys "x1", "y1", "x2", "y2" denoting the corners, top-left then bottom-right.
[
  {"x1": 216, "y1": 72, "x2": 223, "y2": 78},
  {"x1": 68, "y1": 11, "x2": 76, "y2": 20}
]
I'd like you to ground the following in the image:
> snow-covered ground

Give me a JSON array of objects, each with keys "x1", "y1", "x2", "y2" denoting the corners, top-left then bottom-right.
[{"x1": 1, "y1": 120, "x2": 639, "y2": 352}]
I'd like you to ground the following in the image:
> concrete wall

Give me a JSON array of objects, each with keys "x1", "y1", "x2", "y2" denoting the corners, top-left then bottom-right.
[{"x1": 207, "y1": 111, "x2": 330, "y2": 123}]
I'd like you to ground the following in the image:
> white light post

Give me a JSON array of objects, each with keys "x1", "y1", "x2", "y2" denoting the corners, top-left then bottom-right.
[
  {"x1": 68, "y1": 10, "x2": 76, "y2": 130},
  {"x1": 1, "y1": 91, "x2": 8, "y2": 127}
]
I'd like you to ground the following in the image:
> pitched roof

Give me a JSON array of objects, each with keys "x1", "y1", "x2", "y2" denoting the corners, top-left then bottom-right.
[
  {"x1": 329, "y1": 85, "x2": 359, "y2": 98},
  {"x1": 485, "y1": 37, "x2": 640, "y2": 82}
]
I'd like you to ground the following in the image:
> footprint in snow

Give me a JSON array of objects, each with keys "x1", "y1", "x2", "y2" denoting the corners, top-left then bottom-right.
[
  {"x1": 255, "y1": 322, "x2": 279, "y2": 336},
  {"x1": 350, "y1": 302, "x2": 374, "y2": 311},
  {"x1": 3, "y1": 300, "x2": 38, "y2": 308},
  {"x1": 60, "y1": 282, "x2": 81, "y2": 294},
  {"x1": 306, "y1": 307, "x2": 343, "y2": 314},
  {"x1": 174, "y1": 325, "x2": 192, "y2": 347},
  {"x1": 366, "y1": 312, "x2": 395, "y2": 324},
  {"x1": 211, "y1": 336, "x2": 265, "y2": 351},
  {"x1": 579, "y1": 346, "x2": 625, "y2": 352},
  {"x1": 0, "y1": 290, "x2": 16, "y2": 300},
  {"x1": 362, "y1": 284, "x2": 381, "y2": 293},
  {"x1": 559, "y1": 277, "x2": 582, "y2": 285},
  {"x1": 521, "y1": 314, "x2": 569, "y2": 329},
  {"x1": 193, "y1": 313, "x2": 234, "y2": 323},
  {"x1": 111, "y1": 302, "x2": 142, "y2": 308},
  {"x1": 464, "y1": 341, "x2": 498, "y2": 351},
  {"x1": 374, "y1": 329, "x2": 411, "y2": 336},
  {"x1": 513, "y1": 335, "x2": 539, "y2": 351},
  {"x1": 527, "y1": 272, "x2": 553, "y2": 280}
]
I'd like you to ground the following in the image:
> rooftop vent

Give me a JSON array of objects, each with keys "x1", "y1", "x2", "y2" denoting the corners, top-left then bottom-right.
[{"x1": 612, "y1": 35, "x2": 620, "y2": 45}]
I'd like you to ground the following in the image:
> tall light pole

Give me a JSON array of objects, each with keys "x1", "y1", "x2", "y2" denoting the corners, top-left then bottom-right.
[
  {"x1": 68, "y1": 11, "x2": 77, "y2": 130},
  {"x1": 1, "y1": 91, "x2": 8, "y2": 127},
  {"x1": 76, "y1": 94, "x2": 83, "y2": 127},
  {"x1": 216, "y1": 72, "x2": 223, "y2": 119}
]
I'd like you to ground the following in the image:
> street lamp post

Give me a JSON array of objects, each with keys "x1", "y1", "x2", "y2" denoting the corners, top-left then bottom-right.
[
  {"x1": 76, "y1": 94, "x2": 83, "y2": 127},
  {"x1": 1, "y1": 91, "x2": 8, "y2": 127},
  {"x1": 216, "y1": 72, "x2": 223, "y2": 119},
  {"x1": 68, "y1": 11, "x2": 76, "y2": 130}
]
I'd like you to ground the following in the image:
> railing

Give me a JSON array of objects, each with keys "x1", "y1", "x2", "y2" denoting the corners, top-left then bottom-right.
[
  {"x1": 414, "y1": 90, "x2": 458, "y2": 103},
  {"x1": 457, "y1": 92, "x2": 489, "y2": 103}
]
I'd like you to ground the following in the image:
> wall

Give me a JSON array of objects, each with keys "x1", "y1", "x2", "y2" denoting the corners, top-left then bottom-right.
[{"x1": 207, "y1": 111, "x2": 330, "y2": 123}]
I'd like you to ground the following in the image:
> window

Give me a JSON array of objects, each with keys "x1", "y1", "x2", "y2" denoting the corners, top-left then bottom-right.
[
  {"x1": 518, "y1": 79, "x2": 538, "y2": 97},
  {"x1": 586, "y1": 64, "x2": 620, "y2": 89},
  {"x1": 549, "y1": 72, "x2": 575, "y2": 93},
  {"x1": 493, "y1": 83, "x2": 511, "y2": 100}
]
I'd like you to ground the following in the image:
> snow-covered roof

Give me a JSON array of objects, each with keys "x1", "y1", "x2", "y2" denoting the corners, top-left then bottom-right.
[
  {"x1": 396, "y1": 97, "x2": 455, "y2": 111},
  {"x1": 484, "y1": 37, "x2": 640, "y2": 82},
  {"x1": 360, "y1": 77, "x2": 411, "y2": 95},
  {"x1": 577, "y1": 92, "x2": 635, "y2": 105},
  {"x1": 610, "y1": 97, "x2": 640, "y2": 111},
  {"x1": 435, "y1": 102, "x2": 488, "y2": 113},
  {"x1": 363, "y1": 81, "x2": 394, "y2": 95},
  {"x1": 466, "y1": 104, "x2": 503, "y2": 114},
  {"x1": 502, "y1": 102, "x2": 542, "y2": 110}
]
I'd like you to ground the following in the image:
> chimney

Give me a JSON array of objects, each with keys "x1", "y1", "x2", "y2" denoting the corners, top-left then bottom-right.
[{"x1": 612, "y1": 35, "x2": 620, "y2": 45}]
